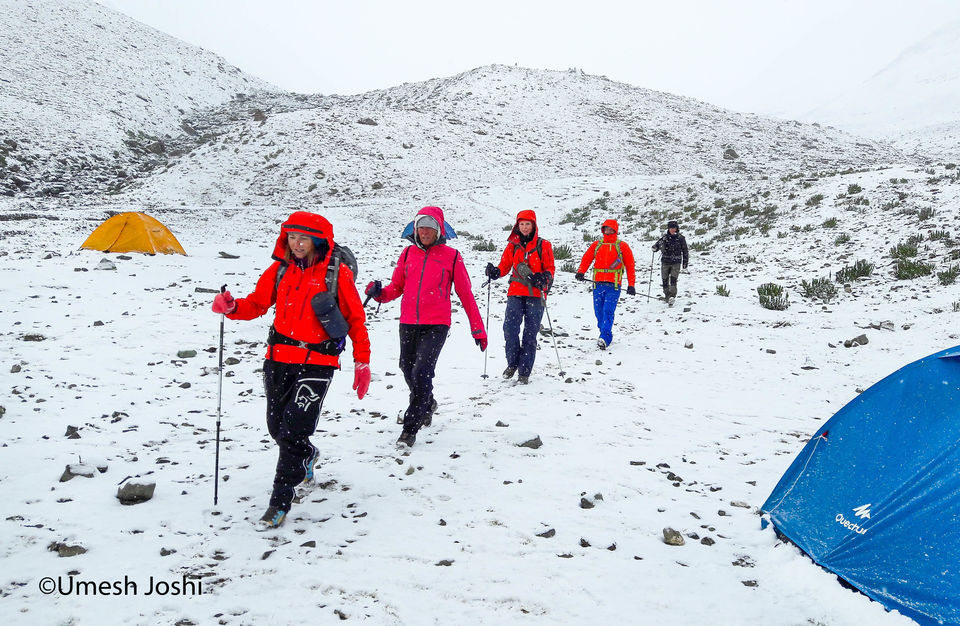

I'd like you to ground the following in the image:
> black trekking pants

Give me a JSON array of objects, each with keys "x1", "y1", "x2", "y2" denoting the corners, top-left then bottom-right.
[
  {"x1": 263, "y1": 360, "x2": 334, "y2": 511},
  {"x1": 398, "y1": 323, "x2": 448, "y2": 433},
  {"x1": 661, "y1": 263, "x2": 681, "y2": 298}
]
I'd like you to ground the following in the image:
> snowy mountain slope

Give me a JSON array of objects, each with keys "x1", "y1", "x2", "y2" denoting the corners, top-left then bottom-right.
[
  {"x1": 802, "y1": 19, "x2": 960, "y2": 157},
  {"x1": 0, "y1": 0, "x2": 276, "y2": 197},
  {"x1": 1, "y1": 155, "x2": 958, "y2": 624},
  {"x1": 119, "y1": 64, "x2": 908, "y2": 206}
]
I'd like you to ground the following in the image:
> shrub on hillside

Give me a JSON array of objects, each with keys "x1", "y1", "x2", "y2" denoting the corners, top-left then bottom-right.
[
  {"x1": 553, "y1": 244, "x2": 573, "y2": 260},
  {"x1": 800, "y1": 277, "x2": 838, "y2": 303},
  {"x1": 889, "y1": 241, "x2": 918, "y2": 259},
  {"x1": 835, "y1": 260, "x2": 874, "y2": 282},
  {"x1": 894, "y1": 259, "x2": 933, "y2": 280},
  {"x1": 834, "y1": 233, "x2": 851, "y2": 245},
  {"x1": 805, "y1": 194, "x2": 825, "y2": 207},
  {"x1": 757, "y1": 282, "x2": 789, "y2": 310},
  {"x1": 716, "y1": 284, "x2": 730, "y2": 297},
  {"x1": 938, "y1": 264, "x2": 960, "y2": 285}
]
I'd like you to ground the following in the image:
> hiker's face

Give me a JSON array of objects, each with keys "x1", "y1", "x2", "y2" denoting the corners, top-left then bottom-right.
[
  {"x1": 418, "y1": 227, "x2": 438, "y2": 246},
  {"x1": 518, "y1": 220, "x2": 534, "y2": 236},
  {"x1": 669, "y1": 227, "x2": 678, "y2": 234},
  {"x1": 287, "y1": 232, "x2": 315, "y2": 259},
  {"x1": 602, "y1": 226, "x2": 615, "y2": 236}
]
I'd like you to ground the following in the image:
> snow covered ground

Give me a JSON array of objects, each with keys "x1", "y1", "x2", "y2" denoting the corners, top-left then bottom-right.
[{"x1": 2, "y1": 166, "x2": 957, "y2": 624}]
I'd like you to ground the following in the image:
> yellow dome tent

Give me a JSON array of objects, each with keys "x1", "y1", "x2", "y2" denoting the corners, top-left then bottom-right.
[{"x1": 80, "y1": 212, "x2": 186, "y2": 255}]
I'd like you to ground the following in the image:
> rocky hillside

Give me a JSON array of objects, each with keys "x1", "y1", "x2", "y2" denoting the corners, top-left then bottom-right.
[
  {"x1": 0, "y1": 0, "x2": 276, "y2": 198},
  {"x1": 121, "y1": 64, "x2": 909, "y2": 206}
]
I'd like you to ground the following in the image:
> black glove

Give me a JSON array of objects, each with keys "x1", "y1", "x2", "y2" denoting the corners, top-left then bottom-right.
[
  {"x1": 575, "y1": 272, "x2": 585, "y2": 282},
  {"x1": 652, "y1": 244, "x2": 659, "y2": 251},
  {"x1": 364, "y1": 280, "x2": 382, "y2": 298},
  {"x1": 626, "y1": 286, "x2": 636, "y2": 296},
  {"x1": 530, "y1": 272, "x2": 549, "y2": 289},
  {"x1": 485, "y1": 263, "x2": 500, "y2": 280}
]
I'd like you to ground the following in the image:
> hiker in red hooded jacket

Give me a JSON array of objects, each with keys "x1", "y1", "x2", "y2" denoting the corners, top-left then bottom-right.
[
  {"x1": 211, "y1": 211, "x2": 371, "y2": 530},
  {"x1": 484, "y1": 209, "x2": 555, "y2": 384},
  {"x1": 576, "y1": 219, "x2": 636, "y2": 350},
  {"x1": 365, "y1": 206, "x2": 487, "y2": 449}
]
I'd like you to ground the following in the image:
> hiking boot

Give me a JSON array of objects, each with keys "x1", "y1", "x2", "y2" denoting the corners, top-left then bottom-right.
[
  {"x1": 396, "y1": 429, "x2": 417, "y2": 449},
  {"x1": 255, "y1": 506, "x2": 287, "y2": 531},
  {"x1": 668, "y1": 297, "x2": 676, "y2": 306},
  {"x1": 517, "y1": 375, "x2": 530, "y2": 384},
  {"x1": 302, "y1": 446, "x2": 320, "y2": 484},
  {"x1": 423, "y1": 398, "x2": 438, "y2": 427},
  {"x1": 597, "y1": 338, "x2": 607, "y2": 350},
  {"x1": 502, "y1": 366, "x2": 517, "y2": 379}
]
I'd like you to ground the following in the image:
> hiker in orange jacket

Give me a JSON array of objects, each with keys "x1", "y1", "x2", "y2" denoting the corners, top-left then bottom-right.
[
  {"x1": 484, "y1": 210, "x2": 555, "y2": 384},
  {"x1": 211, "y1": 211, "x2": 370, "y2": 530},
  {"x1": 575, "y1": 219, "x2": 636, "y2": 349}
]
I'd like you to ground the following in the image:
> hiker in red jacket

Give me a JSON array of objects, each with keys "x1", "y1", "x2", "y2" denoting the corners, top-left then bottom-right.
[
  {"x1": 211, "y1": 211, "x2": 371, "y2": 530},
  {"x1": 365, "y1": 206, "x2": 487, "y2": 449},
  {"x1": 484, "y1": 209, "x2": 555, "y2": 384},
  {"x1": 576, "y1": 219, "x2": 636, "y2": 349}
]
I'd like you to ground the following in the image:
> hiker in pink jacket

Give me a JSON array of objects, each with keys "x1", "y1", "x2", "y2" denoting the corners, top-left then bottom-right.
[{"x1": 365, "y1": 206, "x2": 487, "y2": 448}]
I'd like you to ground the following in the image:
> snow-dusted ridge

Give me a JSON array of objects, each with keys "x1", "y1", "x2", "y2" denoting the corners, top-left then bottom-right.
[{"x1": 0, "y1": 0, "x2": 275, "y2": 197}]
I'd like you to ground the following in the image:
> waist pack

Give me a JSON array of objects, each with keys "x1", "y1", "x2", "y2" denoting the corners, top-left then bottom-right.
[{"x1": 267, "y1": 326, "x2": 344, "y2": 356}]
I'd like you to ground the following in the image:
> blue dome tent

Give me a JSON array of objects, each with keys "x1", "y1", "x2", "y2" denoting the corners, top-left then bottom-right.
[{"x1": 762, "y1": 345, "x2": 960, "y2": 625}]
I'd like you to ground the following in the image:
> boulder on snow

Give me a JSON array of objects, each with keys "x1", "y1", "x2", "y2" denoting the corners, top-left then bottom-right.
[
  {"x1": 60, "y1": 463, "x2": 96, "y2": 482},
  {"x1": 48, "y1": 541, "x2": 87, "y2": 557},
  {"x1": 663, "y1": 527, "x2": 685, "y2": 546},
  {"x1": 517, "y1": 435, "x2": 543, "y2": 449},
  {"x1": 95, "y1": 258, "x2": 116, "y2": 271},
  {"x1": 117, "y1": 478, "x2": 156, "y2": 505}
]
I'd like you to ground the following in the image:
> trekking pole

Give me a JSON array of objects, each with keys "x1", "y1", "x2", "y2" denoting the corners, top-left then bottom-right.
[
  {"x1": 540, "y1": 294, "x2": 565, "y2": 377},
  {"x1": 646, "y1": 250, "x2": 656, "y2": 302},
  {"x1": 481, "y1": 278, "x2": 491, "y2": 378},
  {"x1": 214, "y1": 284, "x2": 226, "y2": 506}
]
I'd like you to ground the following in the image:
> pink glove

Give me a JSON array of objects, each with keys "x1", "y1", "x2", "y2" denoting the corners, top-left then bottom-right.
[
  {"x1": 475, "y1": 332, "x2": 488, "y2": 352},
  {"x1": 212, "y1": 291, "x2": 236, "y2": 314},
  {"x1": 353, "y1": 362, "x2": 370, "y2": 400}
]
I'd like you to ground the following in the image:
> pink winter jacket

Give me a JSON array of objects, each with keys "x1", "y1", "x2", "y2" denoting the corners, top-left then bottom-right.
[{"x1": 376, "y1": 207, "x2": 486, "y2": 341}]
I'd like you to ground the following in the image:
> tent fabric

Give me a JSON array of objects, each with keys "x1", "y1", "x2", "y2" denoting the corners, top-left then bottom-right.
[
  {"x1": 80, "y1": 212, "x2": 186, "y2": 255},
  {"x1": 762, "y1": 345, "x2": 960, "y2": 626},
  {"x1": 400, "y1": 219, "x2": 457, "y2": 241}
]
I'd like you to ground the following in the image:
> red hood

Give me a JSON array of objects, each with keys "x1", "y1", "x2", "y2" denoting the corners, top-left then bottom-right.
[
  {"x1": 508, "y1": 209, "x2": 539, "y2": 244},
  {"x1": 272, "y1": 211, "x2": 334, "y2": 265},
  {"x1": 602, "y1": 219, "x2": 619, "y2": 234}
]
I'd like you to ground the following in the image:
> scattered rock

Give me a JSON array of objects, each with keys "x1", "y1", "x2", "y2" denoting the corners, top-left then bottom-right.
[
  {"x1": 518, "y1": 435, "x2": 542, "y2": 449},
  {"x1": 93, "y1": 320, "x2": 104, "y2": 326},
  {"x1": 60, "y1": 463, "x2": 96, "y2": 482},
  {"x1": 495, "y1": 420, "x2": 509, "y2": 427},
  {"x1": 742, "y1": 580, "x2": 758, "y2": 587},
  {"x1": 723, "y1": 147, "x2": 739, "y2": 160},
  {"x1": 22, "y1": 333, "x2": 45, "y2": 342},
  {"x1": 405, "y1": 466, "x2": 415, "y2": 476},
  {"x1": 48, "y1": 541, "x2": 87, "y2": 557},
  {"x1": 95, "y1": 258, "x2": 116, "y2": 271},
  {"x1": 251, "y1": 109, "x2": 267, "y2": 122},
  {"x1": 684, "y1": 340, "x2": 693, "y2": 349},
  {"x1": 579, "y1": 497, "x2": 595, "y2": 509},
  {"x1": 579, "y1": 538, "x2": 591, "y2": 547},
  {"x1": 843, "y1": 334, "x2": 869, "y2": 348},
  {"x1": 701, "y1": 537, "x2": 716, "y2": 546},
  {"x1": 117, "y1": 479, "x2": 156, "y2": 505},
  {"x1": 436, "y1": 559, "x2": 454, "y2": 566},
  {"x1": 177, "y1": 350, "x2": 197, "y2": 358},
  {"x1": 160, "y1": 547, "x2": 177, "y2": 556},
  {"x1": 301, "y1": 540, "x2": 317, "y2": 548},
  {"x1": 179, "y1": 382, "x2": 191, "y2": 389},
  {"x1": 730, "y1": 500, "x2": 750, "y2": 509},
  {"x1": 357, "y1": 118, "x2": 378, "y2": 126},
  {"x1": 218, "y1": 251, "x2": 239, "y2": 259},
  {"x1": 800, "y1": 357, "x2": 817, "y2": 370},
  {"x1": 537, "y1": 528, "x2": 556, "y2": 538},
  {"x1": 662, "y1": 528, "x2": 685, "y2": 546},
  {"x1": 10, "y1": 364, "x2": 21, "y2": 373},
  {"x1": 371, "y1": 181, "x2": 384, "y2": 190},
  {"x1": 224, "y1": 357, "x2": 241, "y2": 366}
]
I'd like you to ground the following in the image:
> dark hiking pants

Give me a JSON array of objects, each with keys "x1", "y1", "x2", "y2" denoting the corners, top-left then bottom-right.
[
  {"x1": 661, "y1": 263, "x2": 681, "y2": 298},
  {"x1": 399, "y1": 323, "x2": 448, "y2": 433},
  {"x1": 263, "y1": 360, "x2": 334, "y2": 511},
  {"x1": 503, "y1": 295, "x2": 544, "y2": 377}
]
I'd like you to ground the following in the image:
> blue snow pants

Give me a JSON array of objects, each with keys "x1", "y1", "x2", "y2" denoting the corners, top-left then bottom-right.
[
  {"x1": 503, "y1": 295, "x2": 545, "y2": 377},
  {"x1": 593, "y1": 281, "x2": 621, "y2": 345}
]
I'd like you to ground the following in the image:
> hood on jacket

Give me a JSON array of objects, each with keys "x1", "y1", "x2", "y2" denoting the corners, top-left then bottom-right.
[
  {"x1": 602, "y1": 219, "x2": 619, "y2": 234},
  {"x1": 408, "y1": 206, "x2": 448, "y2": 248},
  {"x1": 667, "y1": 220, "x2": 680, "y2": 232},
  {"x1": 272, "y1": 210, "x2": 334, "y2": 265},
  {"x1": 508, "y1": 209, "x2": 539, "y2": 245}
]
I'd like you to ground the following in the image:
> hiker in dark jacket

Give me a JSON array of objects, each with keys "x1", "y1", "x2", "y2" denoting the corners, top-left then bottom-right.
[
  {"x1": 211, "y1": 211, "x2": 371, "y2": 531},
  {"x1": 652, "y1": 219, "x2": 689, "y2": 305}
]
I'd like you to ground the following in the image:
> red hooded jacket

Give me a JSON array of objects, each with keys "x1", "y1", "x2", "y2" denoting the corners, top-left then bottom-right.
[
  {"x1": 577, "y1": 219, "x2": 636, "y2": 288},
  {"x1": 227, "y1": 211, "x2": 371, "y2": 367},
  {"x1": 496, "y1": 209, "x2": 555, "y2": 298}
]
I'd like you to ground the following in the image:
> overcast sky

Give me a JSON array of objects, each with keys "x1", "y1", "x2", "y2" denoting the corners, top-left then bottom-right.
[{"x1": 99, "y1": 0, "x2": 960, "y2": 117}]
